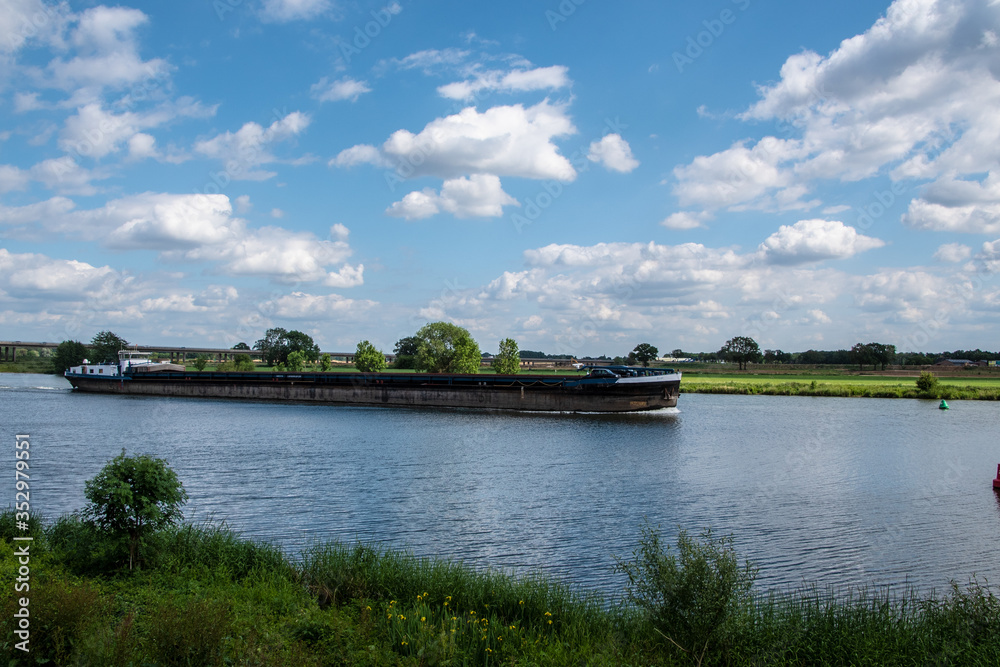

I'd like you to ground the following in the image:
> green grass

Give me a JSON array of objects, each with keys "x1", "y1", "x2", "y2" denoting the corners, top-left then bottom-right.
[
  {"x1": 3, "y1": 510, "x2": 999, "y2": 665},
  {"x1": 681, "y1": 372, "x2": 1000, "y2": 400}
]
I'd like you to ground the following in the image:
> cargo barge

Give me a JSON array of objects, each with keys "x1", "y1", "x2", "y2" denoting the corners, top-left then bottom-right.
[{"x1": 65, "y1": 351, "x2": 681, "y2": 413}]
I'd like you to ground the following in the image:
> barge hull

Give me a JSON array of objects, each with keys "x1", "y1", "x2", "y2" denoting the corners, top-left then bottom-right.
[{"x1": 66, "y1": 372, "x2": 680, "y2": 412}]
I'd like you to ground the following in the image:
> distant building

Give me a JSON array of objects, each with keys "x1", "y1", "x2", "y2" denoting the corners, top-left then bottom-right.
[{"x1": 933, "y1": 359, "x2": 974, "y2": 367}]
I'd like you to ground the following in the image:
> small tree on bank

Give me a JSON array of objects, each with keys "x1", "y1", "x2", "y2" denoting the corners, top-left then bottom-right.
[
  {"x1": 355, "y1": 340, "x2": 387, "y2": 372},
  {"x1": 491, "y1": 338, "x2": 520, "y2": 374},
  {"x1": 916, "y1": 371, "x2": 939, "y2": 395},
  {"x1": 83, "y1": 450, "x2": 187, "y2": 570},
  {"x1": 193, "y1": 354, "x2": 208, "y2": 371},
  {"x1": 52, "y1": 340, "x2": 88, "y2": 373},
  {"x1": 414, "y1": 322, "x2": 481, "y2": 374},
  {"x1": 719, "y1": 336, "x2": 762, "y2": 370},
  {"x1": 90, "y1": 330, "x2": 129, "y2": 364},
  {"x1": 631, "y1": 343, "x2": 659, "y2": 367}
]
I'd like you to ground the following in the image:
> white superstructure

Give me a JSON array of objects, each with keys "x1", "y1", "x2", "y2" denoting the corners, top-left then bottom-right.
[{"x1": 67, "y1": 349, "x2": 155, "y2": 377}]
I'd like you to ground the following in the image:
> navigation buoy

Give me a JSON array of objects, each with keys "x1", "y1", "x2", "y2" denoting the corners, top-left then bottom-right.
[
  {"x1": 939, "y1": 400, "x2": 949, "y2": 410},
  {"x1": 994, "y1": 464, "x2": 1000, "y2": 490}
]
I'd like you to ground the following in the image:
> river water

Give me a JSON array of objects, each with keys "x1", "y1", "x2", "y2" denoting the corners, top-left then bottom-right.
[{"x1": 3, "y1": 373, "x2": 999, "y2": 599}]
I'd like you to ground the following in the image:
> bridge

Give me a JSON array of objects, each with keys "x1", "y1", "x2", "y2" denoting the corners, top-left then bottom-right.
[{"x1": 0, "y1": 340, "x2": 390, "y2": 364}]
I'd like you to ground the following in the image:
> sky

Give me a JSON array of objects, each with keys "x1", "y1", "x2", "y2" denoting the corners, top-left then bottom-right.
[{"x1": 2, "y1": 0, "x2": 999, "y2": 357}]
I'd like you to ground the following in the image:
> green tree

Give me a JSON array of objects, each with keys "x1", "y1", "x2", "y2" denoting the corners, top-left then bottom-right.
[
  {"x1": 232, "y1": 342, "x2": 250, "y2": 350},
  {"x1": 83, "y1": 450, "x2": 188, "y2": 570},
  {"x1": 285, "y1": 350, "x2": 306, "y2": 372},
  {"x1": 193, "y1": 354, "x2": 208, "y2": 371},
  {"x1": 414, "y1": 322, "x2": 481, "y2": 374},
  {"x1": 393, "y1": 336, "x2": 419, "y2": 369},
  {"x1": 355, "y1": 340, "x2": 387, "y2": 372},
  {"x1": 233, "y1": 354, "x2": 255, "y2": 371},
  {"x1": 850, "y1": 342, "x2": 876, "y2": 370},
  {"x1": 320, "y1": 353, "x2": 332, "y2": 371},
  {"x1": 90, "y1": 330, "x2": 129, "y2": 364},
  {"x1": 286, "y1": 330, "x2": 320, "y2": 362},
  {"x1": 631, "y1": 343, "x2": 659, "y2": 367},
  {"x1": 52, "y1": 340, "x2": 88, "y2": 373},
  {"x1": 719, "y1": 336, "x2": 762, "y2": 370},
  {"x1": 491, "y1": 337, "x2": 520, "y2": 374},
  {"x1": 254, "y1": 328, "x2": 319, "y2": 366}
]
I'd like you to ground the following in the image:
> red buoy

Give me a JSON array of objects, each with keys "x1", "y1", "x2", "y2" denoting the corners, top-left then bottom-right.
[{"x1": 994, "y1": 464, "x2": 1000, "y2": 490}]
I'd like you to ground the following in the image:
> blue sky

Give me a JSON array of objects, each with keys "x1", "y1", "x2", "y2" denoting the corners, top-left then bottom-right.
[{"x1": 2, "y1": 0, "x2": 999, "y2": 356}]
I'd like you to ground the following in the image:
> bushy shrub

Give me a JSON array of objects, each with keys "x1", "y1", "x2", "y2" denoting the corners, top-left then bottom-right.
[
  {"x1": 615, "y1": 522, "x2": 757, "y2": 664},
  {"x1": 916, "y1": 371, "x2": 939, "y2": 395}
]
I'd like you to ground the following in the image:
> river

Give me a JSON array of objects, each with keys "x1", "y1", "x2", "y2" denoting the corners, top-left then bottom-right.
[{"x1": 3, "y1": 372, "x2": 999, "y2": 599}]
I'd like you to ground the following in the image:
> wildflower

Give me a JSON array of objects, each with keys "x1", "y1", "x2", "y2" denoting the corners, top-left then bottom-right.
[
  {"x1": 544, "y1": 612, "x2": 552, "y2": 616},
  {"x1": 421, "y1": 616, "x2": 426, "y2": 622}
]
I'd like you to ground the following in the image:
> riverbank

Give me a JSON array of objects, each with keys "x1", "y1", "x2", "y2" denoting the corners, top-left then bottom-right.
[
  {"x1": 681, "y1": 374, "x2": 1000, "y2": 400},
  {"x1": 3, "y1": 512, "x2": 998, "y2": 666}
]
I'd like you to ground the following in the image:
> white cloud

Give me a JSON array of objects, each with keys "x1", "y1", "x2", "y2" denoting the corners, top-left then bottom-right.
[
  {"x1": 0, "y1": 0, "x2": 68, "y2": 55},
  {"x1": 310, "y1": 76, "x2": 372, "y2": 103},
  {"x1": 0, "y1": 248, "x2": 121, "y2": 300},
  {"x1": 334, "y1": 101, "x2": 577, "y2": 181},
  {"x1": 757, "y1": 219, "x2": 885, "y2": 265},
  {"x1": 437, "y1": 65, "x2": 571, "y2": 100},
  {"x1": 934, "y1": 243, "x2": 972, "y2": 262},
  {"x1": 902, "y1": 171, "x2": 1000, "y2": 233},
  {"x1": 0, "y1": 165, "x2": 29, "y2": 192},
  {"x1": 329, "y1": 144, "x2": 388, "y2": 168},
  {"x1": 90, "y1": 193, "x2": 240, "y2": 249},
  {"x1": 194, "y1": 111, "x2": 311, "y2": 180},
  {"x1": 262, "y1": 291, "x2": 377, "y2": 319},
  {"x1": 586, "y1": 134, "x2": 639, "y2": 173},
  {"x1": 60, "y1": 100, "x2": 214, "y2": 159},
  {"x1": 673, "y1": 0, "x2": 1000, "y2": 213},
  {"x1": 382, "y1": 48, "x2": 471, "y2": 73},
  {"x1": 259, "y1": 0, "x2": 332, "y2": 23},
  {"x1": 29, "y1": 156, "x2": 107, "y2": 195},
  {"x1": 386, "y1": 174, "x2": 518, "y2": 219},
  {"x1": 661, "y1": 211, "x2": 710, "y2": 230},
  {"x1": 672, "y1": 137, "x2": 810, "y2": 210},
  {"x1": 46, "y1": 6, "x2": 170, "y2": 95}
]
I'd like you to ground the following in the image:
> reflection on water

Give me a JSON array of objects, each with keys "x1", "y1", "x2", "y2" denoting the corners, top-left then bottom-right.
[{"x1": 3, "y1": 373, "x2": 999, "y2": 597}]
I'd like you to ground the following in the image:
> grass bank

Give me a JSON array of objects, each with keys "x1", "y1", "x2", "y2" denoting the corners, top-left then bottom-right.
[
  {"x1": 681, "y1": 373, "x2": 1000, "y2": 400},
  {"x1": 3, "y1": 512, "x2": 998, "y2": 666}
]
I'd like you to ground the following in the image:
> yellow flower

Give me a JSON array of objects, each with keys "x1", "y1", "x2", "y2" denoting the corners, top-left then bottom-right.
[
  {"x1": 421, "y1": 616, "x2": 426, "y2": 622},
  {"x1": 548, "y1": 620, "x2": 553, "y2": 625},
  {"x1": 544, "y1": 612, "x2": 552, "y2": 616}
]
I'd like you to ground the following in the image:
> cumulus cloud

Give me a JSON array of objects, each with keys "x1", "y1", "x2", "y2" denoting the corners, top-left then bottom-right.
[
  {"x1": 0, "y1": 165, "x2": 29, "y2": 192},
  {"x1": 0, "y1": 248, "x2": 121, "y2": 300},
  {"x1": 0, "y1": 192, "x2": 363, "y2": 285},
  {"x1": 437, "y1": 65, "x2": 571, "y2": 100},
  {"x1": 259, "y1": 0, "x2": 332, "y2": 23},
  {"x1": 661, "y1": 211, "x2": 710, "y2": 230},
  {"x1": 673, "y1": 137, "x2": 811, "y2": 211},
  {"x1": 0, "y1": 0, "x2": 69, "y2": 55},
  {"x1": 673, "y1": 0, "x2": 1000, "y2": 214},
  {"x1": 310, "y1": 77, "x2": 372, "y2": 103},
  {"x1": 902, "y1": 171, "x2": 1000, "y2": 233},
  {"x1": 334, "y1": 101, "x2": 577, "y2": 181},
  {"x1": 59, "y1": 100, "x2": 214, "y2": 159},
  {"x1": 934, "y1": 243, "x2": 972, "y2": 262},
  {"x1": 194, "y1": 111, "x2": 310, "y2": 180},
  {"x1": 261, "y1": 291, "x2": 377, "y2": 319},
  {"x1": 386, "y1": 174, "x2": 518, "y2": 219},
  {"x1": 757, "y1": 219, "x2": 885, "y2": 265},
  {"x1": 586, "y1": 134, "x2": 639, "y2": 173},
  {"x1": 45, "y1": 6, "x2": 170, "y2": 94}
]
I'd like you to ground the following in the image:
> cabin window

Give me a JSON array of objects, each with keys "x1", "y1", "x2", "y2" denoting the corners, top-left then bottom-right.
[
  {"x1": 98, "y1": 368, "x2": 103, "y2": 374},
  {"x1": 89, "y1": 368, "x2": 94, "y2": 374}
]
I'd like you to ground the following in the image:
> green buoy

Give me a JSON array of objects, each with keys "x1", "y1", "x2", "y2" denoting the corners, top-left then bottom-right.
[{"x1": 939, "y1": 400, "x2": 949, "y2": 410}]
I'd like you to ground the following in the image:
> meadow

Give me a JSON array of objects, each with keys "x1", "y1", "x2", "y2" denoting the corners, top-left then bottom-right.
[{"x1": 3, "y1": 511, "x2": 999, "y2": 666}]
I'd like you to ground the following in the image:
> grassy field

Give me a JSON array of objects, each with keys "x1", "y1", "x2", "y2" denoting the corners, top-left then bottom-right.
[
  {"x1": 679, "y1": 371, "x2": 1000, "y2": 400},
  {"x1": 3, "y1": 510, "x2": 999, "y2": 666}
]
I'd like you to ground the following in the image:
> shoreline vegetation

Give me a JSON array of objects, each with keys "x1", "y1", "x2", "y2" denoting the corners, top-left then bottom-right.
[{"x1": 3, "y1": 511, "x2": 998, "y2": 666}]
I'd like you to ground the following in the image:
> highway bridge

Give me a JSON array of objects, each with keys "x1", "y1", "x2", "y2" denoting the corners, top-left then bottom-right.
[{"x1": 0, "y1": 340, "x2": 387, "y2": 364}]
